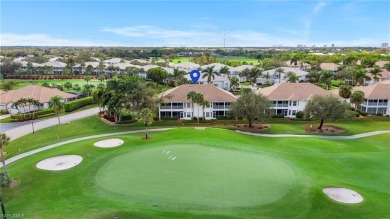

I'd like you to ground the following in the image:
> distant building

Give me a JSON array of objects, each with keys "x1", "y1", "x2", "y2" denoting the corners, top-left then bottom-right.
[
  {"x1": 353, "y1": 81, "x2": 390, "y2": 115},
  {"x1": 381, "y1": 43, "x2": 388, "y2": 49},
  {"x1": 0, "y1": 85, "x2": 77, "y2": 114}
]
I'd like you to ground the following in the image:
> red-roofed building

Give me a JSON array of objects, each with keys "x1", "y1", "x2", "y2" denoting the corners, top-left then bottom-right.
[{"x1": 0, "y1": 85, "x2": 77, "y2": 114}]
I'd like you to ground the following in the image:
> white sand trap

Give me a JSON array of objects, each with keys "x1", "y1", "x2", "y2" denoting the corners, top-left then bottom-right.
[
  {"x1": 94, "y1": 138, "x2": 124, "y2": 148},
  {"x1": 36, "y1": 155, "x2": 83, "y2": 171},
  {"x1": 323, "y1": 187, "x2": 363, "y2": 204},
  {"x1": 166, "y1": 151, "x2": 170, "y2": 154},
  {"x1": 195, "y1": 127, "x2": 206, "y2": 130},
  {"x1": 172, "y1": 157, "x2": 176, "y2": 161}
]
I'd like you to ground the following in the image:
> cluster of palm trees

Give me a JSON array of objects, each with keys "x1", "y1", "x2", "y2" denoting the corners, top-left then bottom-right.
[
  {"x1": 11, "y1": 98, "x2": 41, "y2": 120},
  {"x1": 186, "y1": 91, "x2": 210, "y2": 123}
]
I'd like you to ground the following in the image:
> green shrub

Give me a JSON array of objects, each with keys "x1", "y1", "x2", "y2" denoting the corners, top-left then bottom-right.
[
  {"x1": 182, "y1": 119, "x2": 216, "y2": 123},
  {"x1": 272, "y1": 114, "x2": 285, "y2": 118},
  {"x1": 116, "y1": 119, "x2": 138, "y2": 124},
  {"x1": 0, "y1": 109, "x2": 9, "y2": 115},
  {"x1": 296, "y1": 111, "x2": 304, "y2": 118},
  {"x1": 356, "y1": 109, "x2": 368, "y2": 116},
  {"x1": 10, "y1": 108, "x2": 55, "y2": 120},
  {"x1": 160, "y1": 117, "x2": 179, "y2": 120},
  {"x1": 0, "y1": 173, "x2": 11, "y2": 188},
  {"x1": 64, "y1": 97, "x2": 94, "y2": 112},
  {"x1": 217, "y1": 116, "x2": 233, "y2": 120}
]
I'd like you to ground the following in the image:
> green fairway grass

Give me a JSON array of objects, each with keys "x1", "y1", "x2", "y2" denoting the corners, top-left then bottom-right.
[
  {"x1": 95, "y1": 143, "x2": 297, "y2": 208},
  {"x1": 3, "y1": 128, "x2": 390, "y2": 218},
  {"x1": 0, "y1": 79, "x2": 103, "y2": 91}
]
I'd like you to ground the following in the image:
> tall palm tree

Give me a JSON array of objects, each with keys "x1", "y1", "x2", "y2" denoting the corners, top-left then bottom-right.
[
  {"x1": 193, "y1": 93, "x2": 204, "y2": 123},
  {"x1": 202, "y1": 66, "x2": 220, "y2": 84},
  {"x1": 200, "y1": 99, "x2": 210, "y2": 121},
  {"x1": 187, "y1": 91, "x2": 197, "y2": 119},
  {"x1": 369, "y1": 66, "x2": 383, "y2": 82},
  {"x1": 275, "y1": 67, "x2": 284, "y2": 84},
  {"x1": 49, "y1": 95, "x2": 65, "y2": 125},
  {"x1": 290, "y1": 54, "x2": 300, "y2": 68},
  {"x1": 352, "y1": 68, "x2": 370, "y2": 86},
  {"x1": 319, "y1": 70, "x2": 334, "y2": 90},
  {"x1": 219, "y1": 66, "x2": 230, "y2": 78},
  {"x1": 0, "y1": 133, "x2": 10, "y2": 179}
]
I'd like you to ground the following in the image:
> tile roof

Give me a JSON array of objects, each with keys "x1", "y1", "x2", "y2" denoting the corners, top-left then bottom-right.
[
  {"x1": 0, "y1": 85, "x2": 77, "y2": 104},
  {"x1": 375, "y1": 61, "x2": 389, "y2": 68},
  {"x1": 353, "y1": 81, "x2": 390, "y2": 99},
  {"x1": 255, "y1": 83, "x2": 337, "y2": 100},
  {"x1": 320, "y1": 63, "x2": 340, "y2": 71},
  {"x1": 160, "y1": 84, "x2": 236, "y2": 103}
]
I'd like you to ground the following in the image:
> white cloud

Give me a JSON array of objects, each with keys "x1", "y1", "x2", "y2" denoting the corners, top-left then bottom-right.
[
  {"x1": 0, "y1": 29, "x2": 384, "y2": 47},
  {"x1": 313, "y1": 2, "x2": 327, "y2": 13},
  {"x1": 0, "y1": 33, "x2": 126, "y2": 47}
]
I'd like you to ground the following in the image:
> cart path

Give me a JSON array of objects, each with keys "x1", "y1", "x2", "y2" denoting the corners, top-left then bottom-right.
[{"x1": 2, "y1": 128, "x2": 389, "y2": 167}]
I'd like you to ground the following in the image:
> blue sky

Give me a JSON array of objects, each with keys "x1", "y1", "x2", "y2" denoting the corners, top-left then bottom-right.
[{"x1": 1, "y1": 0, "x2": 389, "y2": 47}]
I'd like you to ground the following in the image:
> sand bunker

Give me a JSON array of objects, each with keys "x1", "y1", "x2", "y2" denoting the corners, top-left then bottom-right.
[
  {"x1": 36, "y1": 155, "x2": 83, "y2": 171},
  {"x1": 323, "y1": 187, "x2": 363, "y2": 204},
  {"x1": 94, "y1": 138, "x2": 124, "y2": 148}
]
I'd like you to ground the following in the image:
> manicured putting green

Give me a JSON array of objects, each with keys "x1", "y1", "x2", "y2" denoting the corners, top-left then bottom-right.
[{"x1": 95, "y1": 144, "x2": 297, "y2": 207}]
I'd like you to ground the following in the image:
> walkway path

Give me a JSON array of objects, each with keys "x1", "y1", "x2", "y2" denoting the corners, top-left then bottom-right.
[
  {"x1": 2, "y1": 128, "x2": 173, "y2": 167},
  {"x1": 3, "y1": 128, "x2": 389, "y2": 168},
  {"x1": 3, "y1": 107, "x2": 99, "y2": 140}
]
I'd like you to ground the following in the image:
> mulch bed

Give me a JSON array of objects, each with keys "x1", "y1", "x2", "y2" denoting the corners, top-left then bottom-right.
[
  {"x1": 230, "y1": 124, "x2": 270, "y2": 132},
  {"x1": 304, "y1": 125, "x2": 345, "y2": 134},
  {"x1": 141, "y1": 137, "x2": 153, "y2": 141}
]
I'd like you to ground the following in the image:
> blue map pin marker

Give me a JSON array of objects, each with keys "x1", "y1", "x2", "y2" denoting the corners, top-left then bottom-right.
[{"x1": 190, "y1": 69, "x2": 201, "y2": 84}]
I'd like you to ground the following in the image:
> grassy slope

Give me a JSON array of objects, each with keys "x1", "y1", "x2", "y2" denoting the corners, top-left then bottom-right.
[{"x1": 3, "y1": 128, "x2": 390, "y2": 218}]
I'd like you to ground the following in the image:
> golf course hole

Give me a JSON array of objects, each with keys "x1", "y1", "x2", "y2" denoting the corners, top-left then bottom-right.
[
  {"x1": 94, "y1": 139, "x2": 124, "y2": 148},
  {"x1": 95, "y1": 144, "x2": 298, "y2": 208},
  {"x1": 36, "y1": 155, "x2": 83, "y2": 171},
  {"x1": 323, "y1": 187, "x2": 363, "y2": 204}
]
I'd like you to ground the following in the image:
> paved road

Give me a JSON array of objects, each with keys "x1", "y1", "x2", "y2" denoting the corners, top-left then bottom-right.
[
  {"x1": 0, "y1": 121, "x2": 32, "y2": 132},
  {"x1": 1, "y1": 128, "x2": 173, "y2": 167},
  {"x1": 3, "y1": 107, "x2": 99, "y2": 141}
]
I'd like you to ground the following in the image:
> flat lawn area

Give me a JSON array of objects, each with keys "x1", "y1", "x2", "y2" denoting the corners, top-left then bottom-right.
[
  {"x1": 4, "y1": 128, "x2": 390, "y2": 218},
  {"x1": 217, "y1": 56, "x2": 260, "y2": 65},
  {"x1": 171, "y1": 57, "x2": 191, "y2": 63},
  {"x1": 0, "y1": 79, "x2": 103, "y2": 91}
]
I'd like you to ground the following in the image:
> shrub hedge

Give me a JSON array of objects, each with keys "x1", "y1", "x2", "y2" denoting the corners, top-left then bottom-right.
[
  {"x1": 10, "y1": 108, "x2": 55, "y2": 120},
  {"x1": 64, "y1": 97, "x2": 94, "y2": 112}
]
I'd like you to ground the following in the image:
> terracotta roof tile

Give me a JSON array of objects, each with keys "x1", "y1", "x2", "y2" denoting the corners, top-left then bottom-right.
[
  {"x1": 255, "y1": 83, "x2": 337, "y2": 100},
  {"x1": 0, "y1": 85, "x2": 77, "y2": 104},
  {"x1": 160, "y1": 84, "x2": 236, "y2": 103}
]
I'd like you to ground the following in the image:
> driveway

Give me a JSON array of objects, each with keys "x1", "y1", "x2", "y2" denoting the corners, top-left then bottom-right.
[{"x1": 3, "y1": 107, "x2": 99, "y2": 141}]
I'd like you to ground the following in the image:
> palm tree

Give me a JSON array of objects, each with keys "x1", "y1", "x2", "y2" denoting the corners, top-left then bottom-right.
[
  {"x1": 49, "y1": 95, "x2": 65, "y2": 125},
  {"x1": 140, "y1": 108, "x2": 154, "y2": 139},
  {"x1": 290, "y1": 54, "x2": 300, "y2": 68},
  {"x1": 249, "y1": 67, "x2": 262, "y2": 84},
  {"x1": 202, "y1": 66, "x2": 220, "y2": 84},
  {"x1": 275, "y1": 67, "x2": 284, "y2": 84},
  {"x1": 352, "y1": 68, "x2": 370, "y2": 86},
  {"x1": 369, "y1": 66, "x2": 383, "y2": 82},
  {"x1": 193, "y1": 93, "x2": 204, "y2": 123},
  {"x1": 286, "y1": 72, "x2": 299, "y2": 83},
  {"x1": 229, "y1": 77, "x2": 240, "y2": 91},
  {"x1": 200, "y1": 99, "x2": 210, "y2": 121},
  {"x1": 219, "y1": 66, "x2": 230, "y2": 78},
  {"x1": 350, "y1": 91, "x2": 365, "y2": 109},
  {"x1": 319, "y1": 70, "x2": 334, "y2": 90},
  {"x1": 339, "y1": 85, "x2": 352, "y2": 100},
  {"x1": 186, "y1": 91, "x2": 197, "y2": 119},
  {"x1": 0, "y1": 133, "x2": 11, "y2": 180}
]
